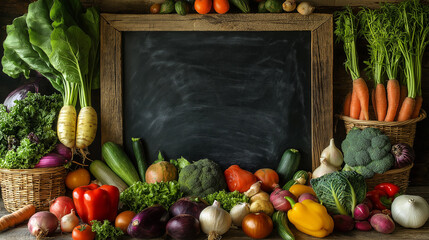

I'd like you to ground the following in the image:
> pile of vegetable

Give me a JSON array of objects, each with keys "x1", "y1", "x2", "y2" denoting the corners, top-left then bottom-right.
[
  {"x1": 337, "y1": 0, "x2": 429, "y2": 121},
  {"x1": 0, "y1": 92, "x2": 62, "y2": 169},
  {"x1": 149, "y1": 0, "x2": 315, "y2": 15},
  {"x1": 2, "y1": 0, "x2": 100, "y2": 153}
]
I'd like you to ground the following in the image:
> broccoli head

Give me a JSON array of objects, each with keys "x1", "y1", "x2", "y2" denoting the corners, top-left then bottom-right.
[
  {"x1": 178, "y1": 158, "x2": 227, "y2": 197},
  {"x1": 341, "y1": 127, "x2": 394, "y2": 178}
]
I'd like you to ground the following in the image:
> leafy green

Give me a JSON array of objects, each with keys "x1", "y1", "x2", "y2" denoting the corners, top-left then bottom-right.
[
  {"x1": 120, "y1": 181, "x2": 183, "y2": 213},
  {"x1": 0, "y1": 93, "x2": 62, "y2": 169},
  {"x1": 204, "y1": 190, "x2": 249, "y2": 211},
  {"x1": 310, "y1": 171, "x2": 367, "y2": 217},
  {"x1": 90, "y1": 220, "x2": 124, "y2": 240}
]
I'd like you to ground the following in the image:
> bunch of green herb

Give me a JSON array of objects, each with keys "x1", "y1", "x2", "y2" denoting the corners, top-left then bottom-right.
[
  {"x1": 0, "y1": 92, "x2": 62, "y2": 169},
  {"x1": 203, "y1": 190, "x2": 249, "y2": 212},
  {"x1": 335, "y1": 6, "x2": 361, "y2": 81},
  {"x1": 120, "y1": 180, "x2": 183, "y2": 213},
  {"x1": 90, "y1": 220, "x2": 124, "y2": 240}
]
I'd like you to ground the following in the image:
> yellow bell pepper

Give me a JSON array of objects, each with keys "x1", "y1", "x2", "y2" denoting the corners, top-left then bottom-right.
[
  {"x1": 288, "y1": 184, "x2": 316, "y2": 198},
  {"x1": 285, "y1": 197, "x2": 334, "y2": 238}
]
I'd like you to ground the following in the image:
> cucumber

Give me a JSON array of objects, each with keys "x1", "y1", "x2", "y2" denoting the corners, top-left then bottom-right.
[
  {"x1": 102, "y1": 141, "x2": 140, "y2": 186},
  {"x1": 89, "y1": 160, "x2": 128, "y2": 192},
  {"x1": 132, "y1": 138, "x2": 148, "y2": 182},
  {"x1": 230, "y1": 0, "x2": 250, "y2": 13},
  {"x1": 273, "y1": 211, "x2": 295, "y2": 240},
  {"x1": 276, "y1": 148, "x2": 301, "y2": 185},
  {"x1": 282, "y1": 179, "x2": 296, "y2": 190},
  {"x1": 265, "y1": 0, "x2": 283, "y2": 13}
]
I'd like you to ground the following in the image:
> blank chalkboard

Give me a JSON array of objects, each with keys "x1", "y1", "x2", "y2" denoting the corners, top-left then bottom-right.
[
  {"x1": 100, "y1": 13, "x2": 333, "y2": 171},
  {"x1": 122, "y1": 31, "x2": 311, "y2": 171}
]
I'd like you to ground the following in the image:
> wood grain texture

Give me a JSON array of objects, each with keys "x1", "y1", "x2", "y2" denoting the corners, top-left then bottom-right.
[
  {"x1": 311, "y1": 15, "x2": 333, "y2": 169},
  {"x1": 100, "y1": 13, "x2": 333, "y2": 170},
  {"x1": 100, "y1": 16, "x2": 123, "y2": 146},
  {"x1": 103, "y1": 13, "x2": 331, "y2": 32}
]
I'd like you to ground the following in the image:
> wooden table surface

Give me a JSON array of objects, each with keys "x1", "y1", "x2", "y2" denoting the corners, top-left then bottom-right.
[{"x1": 1, "y1": 186, "x2": 429, "y2": 240}]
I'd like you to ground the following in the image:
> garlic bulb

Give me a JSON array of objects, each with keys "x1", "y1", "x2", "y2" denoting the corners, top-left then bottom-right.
[
  {"x1": 199, "y1": 200, "x2": 232, "y2": 240},
  {"x1": 320, "y1": 138, "x2": 343, "y2": 168},
  {"x1": 312, "y1": 158, "x2": 338, "y2": 179}
]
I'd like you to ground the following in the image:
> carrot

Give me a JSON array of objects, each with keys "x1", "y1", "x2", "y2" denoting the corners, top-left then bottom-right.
[
  {"x1": 353, "y1": 78, "x2": 370, "y2": 120},
  {"x1": 0, "y1": 205, "x2": 36, "y2": 232},
  {"x1": 396, "y1": 85, "x2": 408, "y2": 120},
  {"x1": 384, "y1": 79, "x2": 400, "y2": 122},
  {"x1": 75, "y1": 106, "x2": 98, "y2": 149},
  {"x1": 57, "y1": 105, "x2": 77, "y2": 148},
  {"x1": 397, "y1": 97, "x2": 416, "y2": 121},
  {"x1": 343, "y1": 92, "x2": 352, "y2": 116},
  {"x1": 371, "y1": 89, "x2": 377, "y2": 120},
  {"x1": 350, "y1": 88, "x2": 361, "y2": 119},
  {"x1": 411, "y1": 96, "x2": 423, "y2": 119},
  {"x1": 375, "y1": 83, "x2": 387, "y2": 121}
]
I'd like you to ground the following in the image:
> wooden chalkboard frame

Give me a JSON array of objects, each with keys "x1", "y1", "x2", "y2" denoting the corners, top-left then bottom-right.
[{"x1": 99, "y1": 13, "x2": 333, "y2": 170}]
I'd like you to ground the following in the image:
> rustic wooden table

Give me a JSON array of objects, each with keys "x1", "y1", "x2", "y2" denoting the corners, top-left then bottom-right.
[{"x1": 1, "y1": 186, "x2": 429, "y2": 240}]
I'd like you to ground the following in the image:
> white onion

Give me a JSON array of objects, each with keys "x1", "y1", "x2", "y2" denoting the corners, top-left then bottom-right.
[
  {"x1": 391, "y1": 195, "x2": 429, "y2": 228},
  {"x1": 230, "y1": 203, "x2": 250, "y2": 227},
  {"x1": 199, "y1": 200, "x2": 232, "y2": 240},
  {"x1": 60, "y1": 209, "x2": 79, "y2": 232}
]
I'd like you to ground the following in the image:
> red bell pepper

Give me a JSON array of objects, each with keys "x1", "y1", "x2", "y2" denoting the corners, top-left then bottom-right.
[
  {"x1": 366, "y1": 189, "x2": 389, "y2": 210},
  {"x1": 73, "y1": 183, "x2": 119, "y2": 224},
  {"x1": 224, "y1": 165, "x2": 257, "y2": 193},
  {"x1": 374, "y1": 183, "x2": 400, "y2": 198}
]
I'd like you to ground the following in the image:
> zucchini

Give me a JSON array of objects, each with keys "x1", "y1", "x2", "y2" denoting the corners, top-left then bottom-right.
[
  {"x1": 276, "y1": 148, "x2": 301, "y2": 185},
  {"x1": 273, "y1": 211, "x2": 295, "y2": 240},
  {"x1": 102, "y1": 141, "x2": 140, "y2": 186},
  {"x1": 230, "y1": 0, "x2": 250, "y2": 13},
  {"x1": 282, "y1": 170, "x2": 309, "y2": 190},
  {"x1": 132, "y1": 138, "x2": 148, "y2": 182},
  {"x1": 89, "y1": 160, "x2": 128, "y2": 192},
  {"x1": 265, "y1": 0, "x2": 283, "y2": 13}
]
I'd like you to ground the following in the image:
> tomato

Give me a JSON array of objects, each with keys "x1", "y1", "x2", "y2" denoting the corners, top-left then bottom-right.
[
  {"x1": 194, "y1": 0, "x2": 212, "y2": 14},
  {"x1": 242, "y1": 212, "x2": 273, "y2": 239},
  {"x1": 254, "y1": 168, "x2": 279, "y2": 192},
  {"x1": 65, "y1": 168, "x2": 91, "y2": 190},
  {"x1": 72, "y1": 224, "x2": 95, "y2": 240},
  {"x1": 115, "y1": 210, "x2": 136, "y2": 233},
  {"x1": 213, "y1": 0, "x2": 229, "y2": 14},
  {"x1": 150, "y1": 3, "x2": 161, "y2": 14}
]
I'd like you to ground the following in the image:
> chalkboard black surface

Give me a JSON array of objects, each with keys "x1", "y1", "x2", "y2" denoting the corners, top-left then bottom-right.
[{"x1": 123, "y1": 31, "x2": 311, "y2": 171}]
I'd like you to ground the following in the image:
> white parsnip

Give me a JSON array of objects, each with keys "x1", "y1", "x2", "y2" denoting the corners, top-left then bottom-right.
[
  {"x1": 76, "y1": 106, "x2": 98, "y2": 149},
  {"x1": 57, "y1": 105, "x2": 77, "y2": 148}
]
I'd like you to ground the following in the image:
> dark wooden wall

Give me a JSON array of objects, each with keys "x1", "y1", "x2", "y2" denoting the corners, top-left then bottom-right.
[{"x1": 1, "y1": 0, "x2": 428, "y2": 186}]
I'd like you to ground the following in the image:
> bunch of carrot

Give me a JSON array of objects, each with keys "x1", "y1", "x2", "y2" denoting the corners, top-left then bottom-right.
[{"x1": 337, "y1": 0, "x2": 428, "y2": 122}]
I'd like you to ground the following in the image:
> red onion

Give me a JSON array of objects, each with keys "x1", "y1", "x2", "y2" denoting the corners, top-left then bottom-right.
[
  {"x1": 166, "y1": 214, "x2": 200, "y2": 240},
  {"x1": 35, "y1": 153, "x2": 66, "y2": 168},
  {"x1": 391, "y1": 143, "x2": 415, "y2": 168},
  {"x1": 28, "y1": 211, "x2": 59, "y2": 238},
  {"x1": 169, "y1": 197, "x2": 208, "y2": 219},
  {"x1": 54, "y1": 143, "x2": 72, "y2": 161},
  {"x1": 128, "y1": 205, "x2": 170, "y2": 238},
  {"x1": 362, "y1": 197, "x2": 373, "y2": 211},
  {"x1": 269, "y1": 187, "x2": 296, "y2": 212},
  {"x1": 49, "y1": 196, "x2": 76, "y2": 220},
  {"x1": 298, "y1": 192, "x2": 319, "y2": 203},
  {"x1": 4, "y1": 82, "x2": 40, "y2": 112},
  {"x1": 354, "y1": 203, "x2": 370, "y2": 221}
]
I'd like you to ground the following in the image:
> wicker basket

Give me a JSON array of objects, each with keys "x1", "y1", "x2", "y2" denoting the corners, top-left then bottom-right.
[
  {"x1": 0, "y1": 166, "x2": 67, "y2": 212},
  {"x1": 365, "y1": 163, "x2": 413, "y2": 192},
  {"x1": 338, "y1": 110, "x2": 426, "y2": 146}
]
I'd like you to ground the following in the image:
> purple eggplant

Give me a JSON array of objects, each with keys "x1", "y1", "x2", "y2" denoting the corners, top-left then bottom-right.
[{"x1": 127, "y1": 205, "x2": 170, "y2": 238}]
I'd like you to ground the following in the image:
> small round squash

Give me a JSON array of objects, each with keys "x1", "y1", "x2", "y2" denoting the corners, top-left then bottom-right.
[{"x1": 145, "y1": 161, "x2": 178, "y2": 183}]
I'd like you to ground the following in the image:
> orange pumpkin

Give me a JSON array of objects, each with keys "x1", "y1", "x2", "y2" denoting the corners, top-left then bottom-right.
[{"x1": 145, "y1": 161, "x2": 178, "y2": 183}]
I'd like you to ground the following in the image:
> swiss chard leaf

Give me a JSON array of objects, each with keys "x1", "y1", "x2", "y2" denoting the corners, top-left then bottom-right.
[
  {"x1": 27, "y1": 0, "x2": 54, "y2": 56},
  {"x1": 49, "y1": 26, "x2": 91, "y2": 84},
  {"x1": 50, "y1": 0, "x2": 79, "y2": 29},
  {"x1": 80, "y1": 7, "x2": 100, "y2": 90}
]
